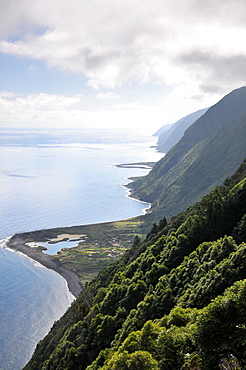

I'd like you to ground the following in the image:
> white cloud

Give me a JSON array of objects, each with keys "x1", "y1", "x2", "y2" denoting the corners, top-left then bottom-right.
[
  {"x1": 0, "y1": 91, "x2": 17, "y2": 98},
  {"x1": 0, "y1": 0, "x2": 245, "y2": 92},
  {"x1": 0, "y1": 92, "x2": 82, "y2": 127},
  {"x1": 0, "y1": 88, "x2": 219, "y2": 135},
  {"x1": 95, "y1": 92, "x2": 121, "y2": 100},
  {"x1": 0, "y1": 0, "x2": 245, "y2": 134}
]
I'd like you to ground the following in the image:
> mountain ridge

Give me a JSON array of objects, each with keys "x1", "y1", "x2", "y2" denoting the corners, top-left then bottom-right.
[{"x1": 128, "y1": 86, "x2": 246, "y2": 223}]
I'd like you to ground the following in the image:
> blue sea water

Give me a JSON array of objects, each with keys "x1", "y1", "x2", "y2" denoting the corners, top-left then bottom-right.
[
  {"x1": 0, "y1": 243, "x2": 74, "y2": 370},
  {"x1": 0, "y1": 128, "x2": 163, "y2": 369}
]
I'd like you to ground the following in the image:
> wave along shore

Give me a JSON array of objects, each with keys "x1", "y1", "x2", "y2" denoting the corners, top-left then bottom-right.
[{"x1": 7, "y1": 235, "x2": 82, "y2": 297}]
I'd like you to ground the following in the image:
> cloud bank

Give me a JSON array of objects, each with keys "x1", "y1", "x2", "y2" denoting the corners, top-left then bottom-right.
[
  {"x1": 0, "y1": 0, "x2": 245, "y2": 133},
  {"x1": 0, "y1": 0, "x2": 245, "y2": 91}
]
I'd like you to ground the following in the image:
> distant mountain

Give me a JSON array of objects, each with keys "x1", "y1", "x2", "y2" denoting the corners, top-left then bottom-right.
[
  {"x1": 156, "y1": 108, "x2": 208, "y2": 153},
  {"x1": 129, "y1": 86, "x2": 246, "y2": 222},
  {"x1": 153, "y1": 122, "x2": 174, "y2": 137}
]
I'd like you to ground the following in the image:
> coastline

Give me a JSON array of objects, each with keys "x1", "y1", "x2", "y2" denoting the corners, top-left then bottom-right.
[
  {"x1": 4, "y1": 161, "x2": 153, "y2": 298},
  {"x1": 117, "y1": 160, "x2": 154, "y2": 215},
  {"x1": 122, "y1": 180, "x2": 152, "y2": 215},
  {"x1": 7, "y1": 235, "x2": 82, "y2": 298},
  {"x1": 115, "y1": 161, "x2": 155, "y2": 170}
]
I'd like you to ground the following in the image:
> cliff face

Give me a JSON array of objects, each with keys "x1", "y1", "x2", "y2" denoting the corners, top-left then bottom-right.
[{"x1": 129, "y1": 86, "x2": 246, "y2": 222}]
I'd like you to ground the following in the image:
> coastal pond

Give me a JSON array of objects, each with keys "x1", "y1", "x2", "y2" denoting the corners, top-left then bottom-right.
[{"x1": 27, "y1": 233, "x2": 86, "y2": 255}]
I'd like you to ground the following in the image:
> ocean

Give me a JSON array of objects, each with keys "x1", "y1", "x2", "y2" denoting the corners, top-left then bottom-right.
[{"x1": 0, "y1": 128, "x2": 163, "y2": 369}]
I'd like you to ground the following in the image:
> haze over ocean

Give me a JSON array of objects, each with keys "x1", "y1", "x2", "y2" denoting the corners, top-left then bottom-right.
[{"x1": 0, "y1": 129, "x2": 163, "y2": 369}]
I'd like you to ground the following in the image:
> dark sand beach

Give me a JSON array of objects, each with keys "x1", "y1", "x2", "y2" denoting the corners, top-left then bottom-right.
[{"x1": 7, "y1": 236, "x2": 82, "y2": 297}]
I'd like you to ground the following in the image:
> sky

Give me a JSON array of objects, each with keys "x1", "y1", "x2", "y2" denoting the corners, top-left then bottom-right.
[{"x1": 0, "y1": 0, "x2": 245, "y2": 135}]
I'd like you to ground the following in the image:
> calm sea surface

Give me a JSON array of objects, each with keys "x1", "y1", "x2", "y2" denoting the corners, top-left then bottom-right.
[{"x1": 0, "y1": 129, "x2": 163, "y2": 369}]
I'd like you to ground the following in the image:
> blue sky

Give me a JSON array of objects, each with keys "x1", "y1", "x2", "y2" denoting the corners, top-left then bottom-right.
[{"x1": 0, "y1": 0, "x2": 245, "y2": 134}]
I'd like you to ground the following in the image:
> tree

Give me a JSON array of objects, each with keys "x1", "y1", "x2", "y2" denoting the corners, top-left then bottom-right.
[
  {"x1": 196, "y1": 280, "x2": 246, "y2": 369},
  {"x1": 103, "y1": 350, "x2": 159, "y2": 370}
]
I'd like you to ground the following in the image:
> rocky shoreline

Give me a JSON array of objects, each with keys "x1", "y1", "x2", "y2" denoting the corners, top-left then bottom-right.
[{"x1": 7, "y1": 235, "x2": 82, "y2": 298}]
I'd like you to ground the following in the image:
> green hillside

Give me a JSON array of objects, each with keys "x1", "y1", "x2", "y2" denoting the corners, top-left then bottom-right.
[
  {"x1": 129, "y1": 87, "x2": 246, "y2": 223},
  {"x1": 24, "y1": 159, "x2": 246, "y2": 370}
]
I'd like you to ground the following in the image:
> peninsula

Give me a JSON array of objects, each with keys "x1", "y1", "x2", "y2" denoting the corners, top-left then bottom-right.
[{"x1": 6, "y1": 217, "x2": 146, "y2": 297}]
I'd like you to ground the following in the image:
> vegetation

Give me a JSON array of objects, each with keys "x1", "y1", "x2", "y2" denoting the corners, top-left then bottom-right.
[
  {"x1": 24, "y1": 159, "x2": 246, "y2": 370},
  {"x1": 11, "y1": 219, "x2": 146, "y2": 285},
  {"x1": 56, "y1": 220, "x2": 146, "y2": 285}
]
